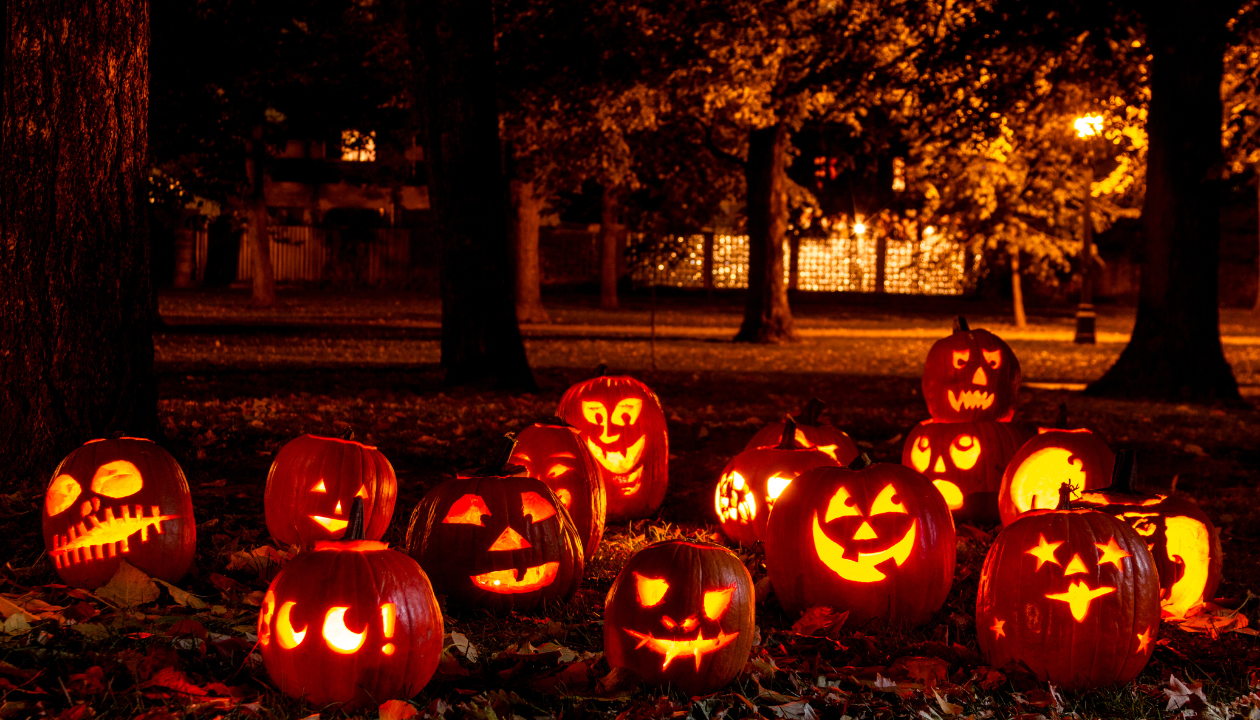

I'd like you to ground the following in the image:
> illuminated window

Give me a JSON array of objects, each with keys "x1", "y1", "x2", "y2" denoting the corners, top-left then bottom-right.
[
  {"x1": 340, "y1": 130, "x2": 376, "y2": 162},
  {"x1": 892, "y1": 157, "x2": 906, "y2": 192}
]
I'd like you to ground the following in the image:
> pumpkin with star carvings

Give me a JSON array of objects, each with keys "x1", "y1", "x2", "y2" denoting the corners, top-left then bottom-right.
[
  {"x1": 557, "y1": 368, "x2": 668, "y2": 520},
  {"x1": 743, "y1": 399, "x2": 859, "y2": 465},
  {"x1": 259, "y1": 499, "x2": 443, "y2": 710},
  {"x1": 604, "y1": 540, "x2": 755, "y2": 695},
  {"x1": 510, "y1": 417, "x2": 606, "y2": 557},
  {"x1": 43, "y1": 437, "x2": 196, "y2": 589},
  {"x1": 765, "y1": 454, "x2": 955, "y2": 627},
  {"x1": 902, "y1": 419, "x2": 1033, "y2": 525},
  {"x1": 922, "y1": 316, "x2": 1021, "y2": 422},
  {"x1": 976, "y1": 484, "x2": 1160, "y2": 689},
  {"x1": 997, "y1": 411, "x2": 1115, "y2": 526}
]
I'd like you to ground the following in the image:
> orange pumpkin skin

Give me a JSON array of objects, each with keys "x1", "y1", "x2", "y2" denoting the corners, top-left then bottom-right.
[
  {"x1": 976, "y1": 505, "x2": 1160, "y2": 689},
  {"x1": 922, "y1": 319, "x2": 1020, "y2": 422},
  {"x1": 716, "y1": 443, "x2": 839, "y2": 546},
  {"x1": 902, "y1": 419, "x2": 1034, "y2": 525},
  {"x1": 406, "y1": 475, "x2": 584, "y2": 612},
  {"x1": 765, "y1": 461, "x2": 955, "y2": 626},
  {"x1": 258, "y1": 540, "x2": 443, "y2": 710},
  {"x1": 557, "y1": 374, "x2": 668, "y2": 521},
  {"x1": 605, "y1": 540, "x2": 754, "y2": 695},
  {"x1": 511, "y1": 420, "x2": 607, "y2": 557},
  {"x1": 42, "y1": 438, "x2": 196, "y2": 589},
  {"x1": 264, "y1": 435, "x2": 397, "y2": 549},
  {"x1": 997, "y1": 429, "x2": 1115, "y2": 526}
]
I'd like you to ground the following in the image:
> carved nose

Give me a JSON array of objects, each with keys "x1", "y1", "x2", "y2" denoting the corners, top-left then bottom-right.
[
  {"x1": 972, "y1": 366, "x2": 988, "y2": 385},
  {"x1": 933, "y1": 457, "x2": 946, "y2": 473},
  {"x1": 854, "y1": 521, "x2": 878, "y2": 540}
]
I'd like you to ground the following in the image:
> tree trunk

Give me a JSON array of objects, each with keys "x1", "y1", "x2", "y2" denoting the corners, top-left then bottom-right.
[
  {"x1": 735, "y1": 123, "x2": 797, "y2": 343},
  {"x1": 0, "y1": 0, "x2": 156, "y2": 482},
  {"x1": 413, "y1": 0, "x2": 535, "y2": 389},
  {"x1": 1254, "y1": 166, "x2": 1260, "y2": 312},
  {"x1": 246, "y1": 125, "x2": 276, "y2": 308},
  {"x1": 1087, "y1": 1, "x2": 1239, "y2": 401},
  {"x1": 512, "y1": 179, "x2": 549, "y2": 323},
  {"x1": 1010, "y1": 247, "x2": 1027, "y2": 328},
  {"x1": 599, "y1": 185, "x2": 621, "y2": 310}
]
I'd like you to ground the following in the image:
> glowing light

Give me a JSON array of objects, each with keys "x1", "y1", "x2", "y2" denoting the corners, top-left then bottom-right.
[
  {"x1": 824, "y1": 487, "x2": 861, "y2": 521},
  {"x1": 1063, "y1": 553, "x2": 1089, "y2": 576},
  {"x1": 276, "y1": 601, "x2": 306, "y2": 649},
  {"x1": 946, "y1": 389, "x2": 995, "y2": 413},
  {"x1": 766, "y1": 475, "x2": 793, "y2": 503},
  {"x1": 471, "y1": 562, "x2": 559, "y2": 593},
  {"x1": 1094, "y1": 538, "x2": 1131, "y2": 570},
  {"x1": 488, "y1": 526, "x2": 531, "y2": 551},
  {"x1": 520, "y1": 491, "x2": 556, "y2": 522},
  {"x1": 381, "y1": 603, "x2": 396, "y2": 655},
  {"x1": 910, "y1": 436, "x2": 931, "y2": 473},
  {"x1": 312, "y1": 480, "x2": 327, "y2": 492},
  {"x1": 554, "y1": 488, "x2": 573, "y2": 508},
  {"x1": 948, "y1": 435, "x2": 981, "y2": 470},
  {"x1": 635, "y1": 573, "x2": 670, "y2": 607},
  {"x1": 971, "y1": 365, "x2": 989, "y2": 386},
  {"x1": 703, "y1": 587, "x2": 734, "y2": 620},
  {"x1": 1026, "y1": 534, "x2": 1063, "y2": 570},
  {"x1": 853, "y1": 222, "x2": 867, "y2": 235},
  {"x1": 624, "y1": 628, "x2": 739, "y2": 671},
  {"x1": 443, "y1": 494, "x2": 490, "y2": 525},
  {"x1": 311, "y1": 515, "x2": 349, "y2": 533},
  {"x1": 933, "y1": 480, "x2": 964, "y2": 510},
  {"x1": 1074, "y1": 115, "x2": 1104, "y2": 139},
  {"x1": 869, "y1": 484, "x2": 908, "y2": 515},
  {"x1": 982, "y1": 349, "x2": 1003, "y2": 369},
  {"x1": 1010, "y1": 448, "x2": 1087, "y2": 514},
  {"x1": 585, "y1": 436, "x2": 646, "y2": 475},
  {"x1": 1046, "y1": 580, "x2": 1115, "y2": 621},
  {"x1": 546, "y1": 464, "x2": 569, "y2": 479},
  {"x1": 46, "y1": 475, "x2": 83, "y2": 516},
  {"x1": 91, "y1": 461, "x2": 144, "y2": 498},
  {"x1": 812, "y1": 512, "x2": 917, "y2": 583},
  {"x1": 1136, "y1": 627, "x2": 1153, "y2": 654},
  {"x1": 322, "y1": 607, "x2": 367, "y2": 653},
  {"x1": 991, "y1": 618, "x2": 1006, "y2": 638},
  {"x1": 1163, "y1": 515, "x2": 1213, "y2": 617},
  {"x1": 355, "y1": 485, "x2": 369, "y2": 499},
  {"x1": 258, "y1": 591, "x2": 275, "y2": 647}
]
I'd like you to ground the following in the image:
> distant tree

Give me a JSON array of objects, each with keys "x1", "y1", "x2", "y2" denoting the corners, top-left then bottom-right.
[{"x1": 1, "y1": 0, "x2": 156, "y2": 481}]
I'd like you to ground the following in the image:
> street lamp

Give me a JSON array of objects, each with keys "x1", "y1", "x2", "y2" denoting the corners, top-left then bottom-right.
[{"x1": 1072, "y1": 114, "x2": 1103, "y2": 344}]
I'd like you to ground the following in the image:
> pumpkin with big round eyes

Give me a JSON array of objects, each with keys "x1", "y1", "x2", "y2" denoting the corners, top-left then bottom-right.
[
  {"x1": 997, "y1": 421, "x2": 1115, "y2": 526},
  {"x1": 604, "y1": 540, "x2": 754, "y2": 695},
  {"x1": 743, "y1": 399, "x2": 859, "y2": 465},
  {"x1": 765, "y1": 455, "x2": 955, "y2": 627},
  {"x1": 42, "y1": 437, "x2": 196, "y2": 590},
  {"x1": 922, "y1": 316, "x2": 1021, "y2": 422},
  {"x1": 510, "y1": 417, "x2": 606, "y2": 557},
  {"x1": 264, "y1": 435, "x2": 397, "y2": 550},
  {"x1": 901, "y1": 419, "x2": 1033, "y2": 525}
]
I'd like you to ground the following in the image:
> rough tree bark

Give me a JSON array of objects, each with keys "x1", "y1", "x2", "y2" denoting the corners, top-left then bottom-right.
[
  {"x1": 1087, "y1": 1, "x2": 1239, "y2": 401},
  {"x1": 0, "y1": 0, "x2": 157, "y2": 482},
  {"x1": 735, "y1": 123, "x2": 797, "y2": 343},
  {"x1": 245, "y1": 124, "x2": 276, "y2": 308},
  {"x1": 512, "y1": 179, "x2": 550, "y2": 324},
  {"x1": 599, "y1": 185, "x2": 621, "y2": 310},
  {"x1": 414, "y1": 0, "x2": 535, "y2": 389},
  {"x1": 1010, "y1": 248, "x2": 1027, "y2": 328}
]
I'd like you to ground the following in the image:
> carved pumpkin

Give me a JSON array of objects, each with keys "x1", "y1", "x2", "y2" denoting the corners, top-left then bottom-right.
[
  {"x1": 604, "y1": 540, "x2": 754, "y2": 695},
  {"x1": 902, "y1": 419, "x2": 1034, "y2": 525},
  {"x1": 259, "y1": 499, "x2": 443, "y2": 710},
  {"x1": 406, "y1": 439, "x2": 584, "y2": 612},
  {"x1": 765, "y1": 455, "x2": 955, "y2": 626},
  {"x1": 264, "y1": 435, "x2": 397, "y2": 549},
  {"x1": 1076, "y1": 450, "x2": 1222, "y2": 619},
  {"x1": 717, "y1": 418, "x2": 840, "y2": 545},
  {"x1": 922, "y1": 316, "x2": 1020, "y2": 422},
  {"x1": 977, "y1": 484, "x2": 1161, "y2": 689},
  {"x1": 743, "y1": 399, "x2": 859, "y2": 464},
  {"x1": 510, "y1": 418, "x2": 606, "y2": 557},
  {"x1": 997, "y1": 414, "x2": 1114, "y2": 526},
  {"x1": 43, "y1": 437, "x2": 196, "y2": 589}
]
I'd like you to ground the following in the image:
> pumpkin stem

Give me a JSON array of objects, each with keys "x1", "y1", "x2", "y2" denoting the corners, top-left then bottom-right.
[
  {"x1": 776, "y1": 417, "x2": 799, "y2": 450},
  {"x1": 800, "y1": 398, "x2": 826, "y2": 426},
  {"x1": 1056, "y1": 482, "x2": 1075, "y2": 510},
  {"x1": 847, "y1": 452, "x2": 873, "y2": 470},
  {"x1": 1054, "y1": 403, "x2": 1069, "y2": 430},
  {"x1": 474, "y1": 434, "x2": 524, "y2": 476},
  {"x1": 1107, "y1": 449, "x2": 1139, "y2": 494},
  {"x1": 345, "y1": 497, "x2": 366, "y2": 541},
  {"x1": 953, "y1": 315, "x2": 970, "y2": 333},
  {"x1": 339, "y1": 425, "x2": 356, "y2": 441},
  {"x1": 594, "y1": 363, "x2": 608, "y2": 377}
]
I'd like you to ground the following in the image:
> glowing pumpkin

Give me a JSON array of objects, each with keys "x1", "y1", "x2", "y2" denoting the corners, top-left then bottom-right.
[
  {"x1": 604, "y1": 540, "x2": 754, "y2": 695},
  {"x1": 997, "y1": 423, "x2": 1114, "y2": 526},
  {"x1": 259, "y1": 499, "x2": 443, "y2": 710},
  {"x1": 556, "y1": 369, "x2": 668, "y2": 521},
  {"x1": 922, "y1": 316, "x2": 1020, "y2": 422},
  {"x1": 42, "y1": 437, "x2": 196, "y2": 589},
  {"x1": 977, "y1": 484, "x2": 1160, "y2": 689},
  {"x1": 765, "y1": 454, "x2": 955, "y2": 626},
  {"x1": 264, "y1": 435, "x2": 397, "y2": 549},
  {"x1": 902, "y1": 419, "x2": 1033, "y2": 525},
  {"x1": 510, "y1": 418, "x2": 606, "y2": 557},
  {"x1": 1076, "y1": 450, "x2": 1222, "y2": 619},
  {"x1": 743, "y1": 399, "x2": 859, "y2": 464},
  {"x1": 716, "y1": 418, "x2": 840, "y2": 545}
]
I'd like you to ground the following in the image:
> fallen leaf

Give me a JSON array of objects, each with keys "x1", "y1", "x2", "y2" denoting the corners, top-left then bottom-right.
[
  {"x1": 791, "y1": 606, "x2": 848, "y2": 639},
  {"x1": 379, "y1": 699, "x2": 419, "y2": 720},
  {"x1": 1, "y1": 615, "x2": 30, "y2": 636},
  {"x1": 141, "y1": 666, "x2": 207, "y2": 697},
  {"x1": 155, "y1": 579, "x2": 209, "y2": 609},
  {"x1": 1165, "y1": 674, "x2": 1209, "y2": 713},
  {"x1": 95, "y1": 561, "x2": 160, "y2": 607},
  {"x1": 72, "y1": 623, "x2": 109, "y2": 641}
]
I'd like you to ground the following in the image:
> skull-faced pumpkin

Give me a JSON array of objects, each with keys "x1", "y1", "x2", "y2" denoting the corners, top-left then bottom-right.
[
  {"x1": 557, "y1": 372, "x2": 668, "y2": 521},
  {"x1": 604, "y1": 540, "x2": 754, "y2": 695},
  {"x1": 765, "y1": 455, "x2": 955, "y2": 626},
  {"x1": 510, "y1": 418, "x2": 606, "y2": 557},
  {"x1": 264, "y1": 435, "x2": 397, "y2": 549},
  {"x1": 997, "y1": 427, "x2": 1115, "y2": 526},
  {"x1": 42, "y1": 437, "x2": 196, "y2": 589},
  {"x1": 743, "y1": 399, "x2": 859, "y2": 465},
  {"x1": 922, "y1": 316, "x2": 1020, "y2": 422},
  {"x1": 902, "y1": 419, "x2": 1033, "y2": 525}
]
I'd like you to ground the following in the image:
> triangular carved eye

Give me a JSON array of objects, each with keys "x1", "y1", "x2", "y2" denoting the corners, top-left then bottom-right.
[
  {"x1": 581, "y1": 401, "x2": 608, "y2": 426},
  {"x1": 312, "y1": 479, "x2": 327, "y2": 492},
  {"x1": 443, "y1": 494, "x2": 490, "y2": 525},
  {"x1": 634, "y1": 572, "x2": 669, "y2": 607},
  {"x1": 704, "y1": 586, "x2": 734, "y2": 619},
  {"x1": 47, "y1": 475, "x2": 82, "y2": 516},
  {"x1": 355, "y1": 484, "x2": 369, "y2": 499},
  {"x1": 870, "y1": 484, "x2": 907, "y2": 516},
  {"x1": 983, "y1": 349, "x2": 1003, "y2": 369},
  {"x1": 521, "y1": 491, "x2": 556, "y2": 522},
  {"x1": 824, "y1": 487, "x2": 861, "y2": 521},
  {"x1": 952, "y1": 349, "x2": 970, "y2": 369}
]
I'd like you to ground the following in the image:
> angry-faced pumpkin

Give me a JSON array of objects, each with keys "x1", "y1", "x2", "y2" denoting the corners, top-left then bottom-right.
[
  {"x1": 264, "y1": 435, "x2": 397, "y2": 549},
  {"x1": 743, "y1": 399, "x2": 859, "y2": 465},
  {"x1": 717, "y1": 418, "x2": 840, "y2": 545},
  {"x1": 1076, "y1": 450, "x2": 1222, "y2": 619},
  {"x1": 902, "y1": 419, "x2": 1034, "y2": 525},
  {"x1": 977, "y1": 484, "x2": 1161, "y2": 689},
  {"x1": 556, "y1": 369, "x2": 669, "y2": 521},
  {"x1": 765, "y1": 455, "x2": 955, "y2": 627},
  {"x1": 922, "y1": 316, "x2": 1021, "y2": 422},
  {"x1": 604, "y1": 540, "x2": 754, "y2": 695},
  {"x1": 997, "y1": 424, "x2": 1115, "y2": 526},
  {"x1": 510, "y1": 418, "x2": 606, "y2": 557},
  {"x1": 259, "y1": 499, "x2": 443, "y2": 710},
  {"x1": 43, "y1": 437, "x2": 196, "y2": 589}
]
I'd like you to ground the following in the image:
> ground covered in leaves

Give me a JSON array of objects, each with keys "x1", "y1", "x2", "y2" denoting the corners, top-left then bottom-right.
[{"x1": 2, "y1": 290, "x2": 1259, "y2": 719}]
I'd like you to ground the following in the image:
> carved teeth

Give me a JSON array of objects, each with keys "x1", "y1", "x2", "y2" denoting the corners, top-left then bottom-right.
[
  {"x1": 50, "y1": 504, "x2": 179, "y2": 569},
  {"x1": 947, "y1": 389, "x2": 995, "y2": 412}
]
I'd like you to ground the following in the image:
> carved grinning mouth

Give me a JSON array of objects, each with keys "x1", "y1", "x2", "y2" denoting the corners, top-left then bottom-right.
[
  {"x1": 311, "y1": 515, "x2": 348, "y2": 533},
  {"x1": 947, "y1": 389, "x2": 995, "y2": 412},
  {"x1": 50, "y1": 505, "x2": 177, "y2": 569},
  {"x1": 471, "y1": 562, "x2": 560, "y2": 594},
  {"x1": 624, "y1": 628, "x2": 739, "y2": 670},
  {"x1": 586, "y1": 436, "x2": 646, "y2": 475}
]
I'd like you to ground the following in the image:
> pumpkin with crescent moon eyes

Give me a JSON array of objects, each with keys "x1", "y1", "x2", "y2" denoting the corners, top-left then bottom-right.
[
  {"x1": 902, "y1": 419, "x2": 1033, "y2": 525},
  {"x1": 765, "y1": 455, "x2": 955, "y2": 626},
  {"x1": 997, "y1": 424, "x2": 1114, "y2": 526},
  {"x1": 922, "y1": 316, "x2": 1021, "y2": 422},
  {"x1": 510, "y1": 418, "x2": 606, "y2": 557},
  {"x1": 43, "y1": 437, "x2": 196, "y2": 589},
  {"x1": 743, "y1": 399, "x2": 858, "y2": 465},
  {"x1": 604, "y1": 540, "x2": 755, "y2": 695}
]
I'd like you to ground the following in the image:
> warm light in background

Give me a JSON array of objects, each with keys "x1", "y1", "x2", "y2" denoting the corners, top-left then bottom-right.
[
  {"x1": 1074, "y1": 115, "x2": 1103, "y2": 139},
  {"x1": 341, "y1": 130, "x2": 376, "y2": 162},
  {"x1": 853, "y1": 221, "x2": 867, "y2": 236}
]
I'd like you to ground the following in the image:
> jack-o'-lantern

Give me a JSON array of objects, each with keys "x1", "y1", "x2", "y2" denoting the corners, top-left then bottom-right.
[
  {"x1": 977, "y1": 484, "x2": 1161, "y2": 689},
  {"x1": 264, "y1": 435, "x2": 397, "y2": 549},
  {"x1": 259, "y1": 499, "x2": 443, "y2": 710},
  {"x1": 557, "y1": 367, "x2": 668, "y2": 521},
  {"x1": 406, "y1": 439, "x2": 584, "y2": 612},
  {"x1": 1076, "y1": 450, "x2": 1222, "y2": 619},
  {"x1": 604, "y1": 540, "x2": 754, "y2": 695},
  {"x1": 997, "y1": 413, "x2": 1114, "y2": 526},
  {"x1": 510, "y1": 418, "x2": 606, "y2": 557},
  {"x1": 42, "y1": 437, "x2": 196, "y2": 589},
  {"x1": 922, "y1": 316, "x2": 1021, "y2": 422},
  {"x1": 743, "y1": 399, "x2": 859, "y2": 464},
  {"x1": 765, "y1": 454, "x2": 955, "y2": 626},
  {"x1": 902, "y1": 419, "x2": 1033, "y2": 525},
  {"x1": 717, "y1": 418, "x2": 840, "y2": 545}
]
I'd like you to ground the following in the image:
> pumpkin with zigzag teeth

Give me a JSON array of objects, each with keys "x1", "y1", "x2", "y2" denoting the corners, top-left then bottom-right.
[{"x1": 922, "y1": 316, "x2": 1020, "y2": 422}]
